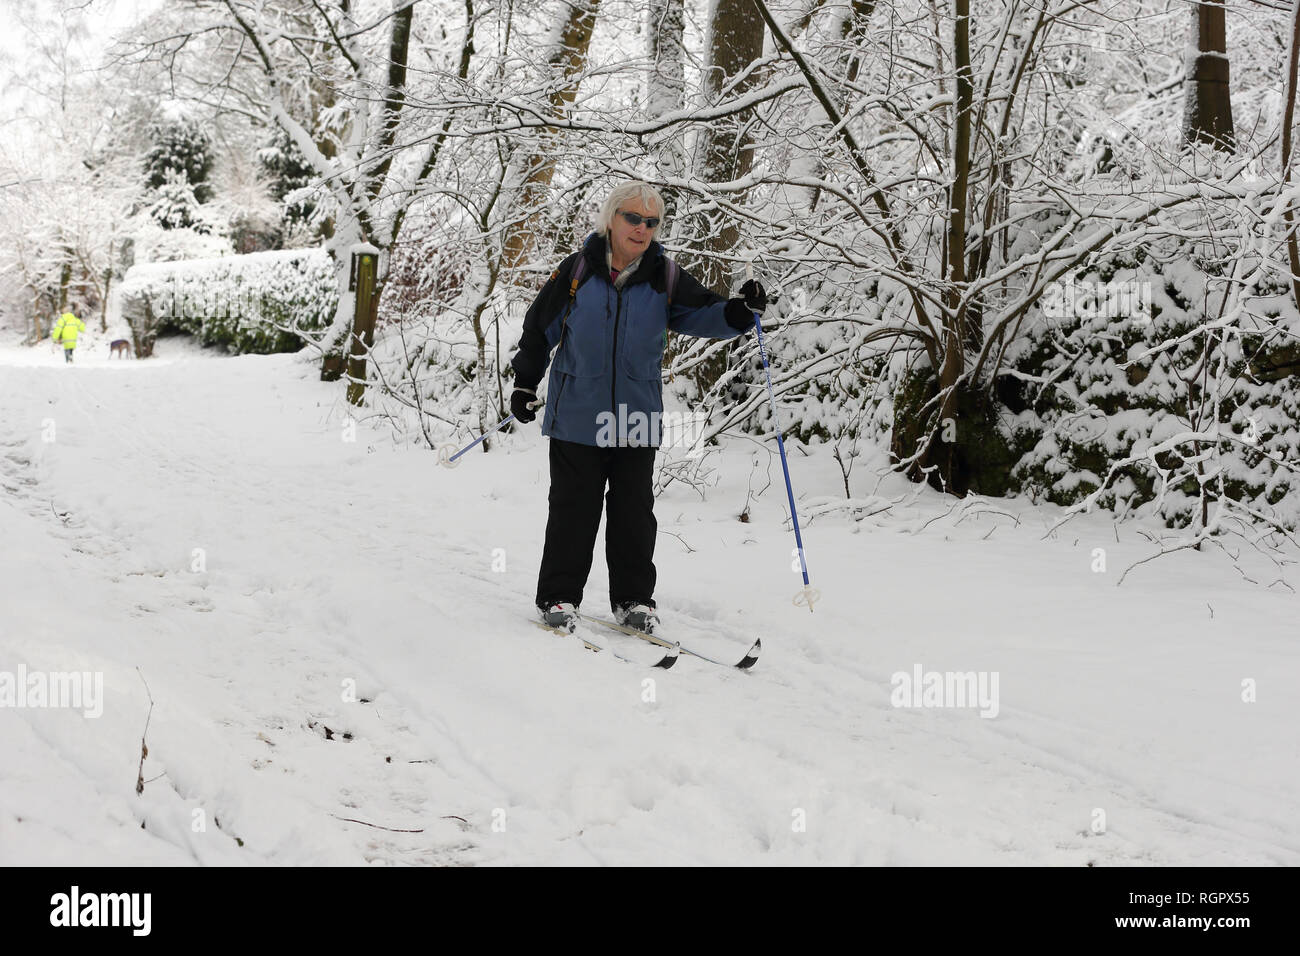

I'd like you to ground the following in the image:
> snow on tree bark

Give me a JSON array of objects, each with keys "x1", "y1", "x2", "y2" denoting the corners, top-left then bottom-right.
[
  {"x1": 647, "y1": 0, "x2": 688, "y2": 190},
  {"x1": 1182, "y1": 0, "x2": 1235, "y2": 151}
]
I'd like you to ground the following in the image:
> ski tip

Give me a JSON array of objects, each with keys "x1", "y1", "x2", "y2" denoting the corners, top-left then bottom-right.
[
  {"x1": 654, "y1": 644, "x2": 681, "y2": 669},
  {"x1": 735, "y1": 638, "x2": 761, "y2": 670}
]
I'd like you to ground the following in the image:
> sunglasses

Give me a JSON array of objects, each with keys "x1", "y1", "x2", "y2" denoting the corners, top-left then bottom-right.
[{"x1": 618, "y1": 210, "x2": 661, "y2": 229}]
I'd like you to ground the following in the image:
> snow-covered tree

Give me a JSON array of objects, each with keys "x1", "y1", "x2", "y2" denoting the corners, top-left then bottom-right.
[
  {"x1": 144, "y1": 109, "x2": 216, "y2": 205},
  {"x1": 0, "y1": 2, "x2": 152, "y2": 338},
  {"x1": 146, "y1": 168, "x2": 211, "y2": 232},
  {"x1": 258, "y1": 127, "x2": 320, "y2": 241}
]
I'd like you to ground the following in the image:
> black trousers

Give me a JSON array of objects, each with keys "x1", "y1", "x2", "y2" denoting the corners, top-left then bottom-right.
[{"x1": 536, "y1": 438, "x2": 657, "y2": 613}]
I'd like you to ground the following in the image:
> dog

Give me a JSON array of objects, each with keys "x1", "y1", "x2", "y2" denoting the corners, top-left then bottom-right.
[{"x1": 109, "y1": 339, "x2": 132, "y2": 359}]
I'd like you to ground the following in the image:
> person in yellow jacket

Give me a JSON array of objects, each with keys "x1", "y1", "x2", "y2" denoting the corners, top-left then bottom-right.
[{"x1": 52, "y1": 311, "x2": 86, "y2": 363}]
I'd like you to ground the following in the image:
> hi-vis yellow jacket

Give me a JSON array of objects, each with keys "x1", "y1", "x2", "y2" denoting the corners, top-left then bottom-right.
[{"x1": 52, "y1": 312, "x2": 86, "y2": 349}]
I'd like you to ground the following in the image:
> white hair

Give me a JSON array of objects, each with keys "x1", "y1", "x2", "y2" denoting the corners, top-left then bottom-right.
[{"x1": 595, "y1": 181, "x2": 665, "y2": 236}]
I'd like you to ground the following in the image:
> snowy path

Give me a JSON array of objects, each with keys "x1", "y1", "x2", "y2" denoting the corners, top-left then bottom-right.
[{"x1": 2, "y1": 339, "x2": 1297, "y2": 865}]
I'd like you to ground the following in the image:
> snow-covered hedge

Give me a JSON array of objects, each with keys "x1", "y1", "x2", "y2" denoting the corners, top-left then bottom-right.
[
  {"x1": 116, "y1": 247, "x2": 336, "y2": 355},
  {"x1": 848, "y1": 235, "x2": 1300, "y2": 530},
  {"x1": 1005, "y1": 246, "x2": 1300, "y2": 529}
]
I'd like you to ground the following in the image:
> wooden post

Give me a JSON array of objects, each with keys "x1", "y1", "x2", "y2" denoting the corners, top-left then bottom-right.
[{"x1": 346, "y1": 247, "x2": 381, "y2": 406}]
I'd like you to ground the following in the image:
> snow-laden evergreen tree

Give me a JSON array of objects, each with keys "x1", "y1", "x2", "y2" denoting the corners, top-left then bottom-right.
[
  {"x1": 146, "y1": 168, "x2": 211, "y2": 233},
  {"x1": 144, "y1": 109, "x2": 213, "y2": 199},
  {"x1": 258, "y1": 128, "x2": 318, "y2": 238},
  {"x1": 143, "y1": 106, "x2": 214, "y2": 230}
]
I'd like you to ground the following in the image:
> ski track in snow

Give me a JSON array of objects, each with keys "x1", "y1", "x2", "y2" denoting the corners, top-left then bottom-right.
[{"x1": 1, "y1": 336, "x2": 1297, "y2": 866}]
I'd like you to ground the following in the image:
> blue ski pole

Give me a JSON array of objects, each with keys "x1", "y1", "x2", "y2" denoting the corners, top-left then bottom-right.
[
  {"x1": 747, "y1": 267, "x2": 819, "y2": 612},
  {"x1": 439, "y1": 399, "x2": 543, "y2": 467}
]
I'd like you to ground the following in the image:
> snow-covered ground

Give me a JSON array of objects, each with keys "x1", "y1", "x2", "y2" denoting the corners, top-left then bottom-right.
[{"x1": 1, "y1": 332, "x2": 1297, "y2": 866}]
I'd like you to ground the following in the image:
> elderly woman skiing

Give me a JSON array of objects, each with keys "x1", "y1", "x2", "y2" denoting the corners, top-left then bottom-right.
[{"x1": 510, "y1": 181, "x2": 765, "y2": 634}]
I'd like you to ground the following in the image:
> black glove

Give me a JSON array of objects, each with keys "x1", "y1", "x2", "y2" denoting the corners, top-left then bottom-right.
[
  {"x1": 511, "y1": 387, "x2": 538, "y2": 424},
  {"x1": 724, "y1": 279, "x2": 767, "y2": 331}
]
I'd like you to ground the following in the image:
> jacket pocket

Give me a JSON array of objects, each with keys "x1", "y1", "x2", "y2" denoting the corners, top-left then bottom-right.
[
  {"x1": 551, "y1": 372, "x2": 569, "y2": 419},
  {"x1": 619, "y1": 375, "x2": 663, "y2": 421}
]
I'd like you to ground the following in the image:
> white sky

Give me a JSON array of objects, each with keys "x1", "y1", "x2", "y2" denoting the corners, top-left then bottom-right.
[{"x1": 0, "y1": 0, "x2": 158, "y2": 121}]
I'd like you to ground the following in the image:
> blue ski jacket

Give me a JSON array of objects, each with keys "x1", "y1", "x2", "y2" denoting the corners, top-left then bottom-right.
[{"x1": 511, "y1": 233, "x2": 748, "y2": 448}]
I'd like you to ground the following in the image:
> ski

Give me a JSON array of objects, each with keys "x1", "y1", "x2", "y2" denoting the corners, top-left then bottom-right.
[
  {"x1": 576, "y1": 613, "x2": 761, "y2": 671},
  {"x1": 532, "y1": 619, "x2": 679, "y2": 669}
]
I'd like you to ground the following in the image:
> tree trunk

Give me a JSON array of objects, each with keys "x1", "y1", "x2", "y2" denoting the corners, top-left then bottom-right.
[
  {"x1": 646, "y1": 0, "x2": 687, "y2": 212},
  {"x1": 1281, "y1": 0, "x2": 1300, "y2": 311},
  {"x1": 501, "y1": 0, "x2": 603, "y2": 269},
  {"x1": 671, "y1": 0, "x2": 766, "y2": 397},
  {"x1": 29, "y1": 290, "x2": 44, "y2": 344},
  {"x1": 916, "y1": 0, "x2": 977, "y2": 495},
  {"x1": 1182, "y1": 0, "x2": 1235, "y2": 150},
  {"x1": 691, "y1": 0, "x2": 765, "y2": 293},
  {"x1": 842, "y1": 0, "x2": 880, "y2": 87},
  {"x1": 58, "y1": 260, "x2": 71, "y2": 314},
  {"x1": 101, "y1": 265, "x2": 112, "y2": 333},
  {"x1": 784, "y1": 0, "x2": 879, "y2": 218},
  {"x1": 365, "y1": 2, "x2": 414, "y2": 204}
]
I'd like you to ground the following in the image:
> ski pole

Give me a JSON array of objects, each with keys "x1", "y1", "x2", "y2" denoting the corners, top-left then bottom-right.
[
  {"x1": 747, "y1": 264, "x2": 819, "y2": 612},
  {"x1": 439, "y1": 399, "x2": 543, "y2": 467}
]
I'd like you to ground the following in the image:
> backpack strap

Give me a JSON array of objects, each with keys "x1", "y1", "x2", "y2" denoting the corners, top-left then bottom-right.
[
  {"x1": 568, "y1": 256, "x2": 587, "y2": 300},
  {"x1": 664, "y1": 257, "x2": 679, "y2": 309},
  {"x1": 556, "y1": 254, "x2": 587, "y2": 351}
]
